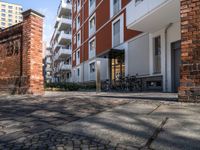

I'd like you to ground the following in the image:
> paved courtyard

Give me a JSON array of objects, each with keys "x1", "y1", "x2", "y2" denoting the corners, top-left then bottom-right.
[{"x1": 0, "y1": 92, "x2": 199, "y2": 150}]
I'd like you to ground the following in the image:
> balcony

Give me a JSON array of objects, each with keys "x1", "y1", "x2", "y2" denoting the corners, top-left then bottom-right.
[
  {"x1": 57, "y1": 0, "x2": 72, "y2": 18},
  {"x1": 126, "y1": 0, "x2": 180, "y2": 32},
  {"x1": 55, "y1": 16, "x2": 72, "y2": 29},
  {"x1": 45, "y1": 74, "x2": 52, "y2": 79},
  {"x1": 45, "y1": 67, "x2": 52, "y2": 72},
  {"x1": 46, "y1": 57, "x2": 52, "y2": 64},
  {"x1": 54, "y1": 46, "x2": 72, "y2": 61},
  {"x1": 57, "y1": 31, "x2": 72, "y2": 45},
  {"x1": 60, "y1": 62, "x2": 72, "y2": 71}
]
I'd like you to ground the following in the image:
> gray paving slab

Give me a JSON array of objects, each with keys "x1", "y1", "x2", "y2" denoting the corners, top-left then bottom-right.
[
  {"x1": 58, "y1": 102, "x2": 164, "y2": 148},
  {"x1": 151, "y1": 118, "x2": 200, "y2": 150}
]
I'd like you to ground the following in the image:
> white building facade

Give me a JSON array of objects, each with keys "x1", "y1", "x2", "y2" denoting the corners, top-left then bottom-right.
[
  {"x1": 126, "y1": 0, "x2": 181, "y2": 92},
  {"x1": 51, "y1": 0, "x2": 72, "y2": 83}
]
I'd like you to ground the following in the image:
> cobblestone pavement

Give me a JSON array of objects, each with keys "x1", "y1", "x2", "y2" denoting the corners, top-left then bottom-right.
[{"x1": 0, "y1": 92, "x2": 134, "y2": 150}]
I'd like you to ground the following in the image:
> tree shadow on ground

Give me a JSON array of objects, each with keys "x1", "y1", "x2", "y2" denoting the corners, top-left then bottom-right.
[{"x1": 0, "y1": 93, "x2": 199, "y2": 150}]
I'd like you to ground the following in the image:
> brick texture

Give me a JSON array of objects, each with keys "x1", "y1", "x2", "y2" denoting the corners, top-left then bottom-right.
[
  {"x1": 179, "y1": 0, "x2": 200, "y2": 102},
  {"x1": 0, "y1": 9, "x2": 44, "y2": 95}
]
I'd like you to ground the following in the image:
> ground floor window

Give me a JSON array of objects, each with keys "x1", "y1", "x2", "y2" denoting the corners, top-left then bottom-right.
[
  {"x1": 89, "y1": 62, "x2": 95, "y2": 73},
  {"x1": 77, "y1": 68, "x2": 80, "y2": 77},
  {"x1": 153, "y1": 36, "x2": 161, "y2": 74}
]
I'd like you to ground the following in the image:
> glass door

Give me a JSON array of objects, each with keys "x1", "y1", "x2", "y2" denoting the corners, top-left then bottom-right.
[{"x1": 111, "y1": 56, "x2": 125, "y2": 81}]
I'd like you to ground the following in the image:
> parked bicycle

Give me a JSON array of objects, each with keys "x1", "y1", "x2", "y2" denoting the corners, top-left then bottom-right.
[{"x1": 102, "y1": 74, "x2": 145, "y2": 92}]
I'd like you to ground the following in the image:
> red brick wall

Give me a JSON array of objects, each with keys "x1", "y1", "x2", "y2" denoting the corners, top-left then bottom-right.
[
  {"x1": 0, "y1": 9, "x2": 44, "y2": 95},
  {"x1": 179, "y1": 0, "x2": 200, "y2": 102}
]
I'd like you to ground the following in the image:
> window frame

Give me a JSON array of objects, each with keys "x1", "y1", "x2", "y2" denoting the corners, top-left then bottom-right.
[
  {"x1": 88, "y1": 37, "x2": 96, "y2": 59},
  {"x1": 76, "y1": 49, "x2": 80, "y2": 65},
  {"x1": 77, "y1": 31, "x2": 81, "y2": 47},
  {"x1": 153, "y1": 36, "x2": 161, "y2": 74},
  {"x1": 89, "y1": 0, "x2": 96, "y2": 15},
  {"x1": 112, "y1": 14, "x2": 124, "y2": 47},
  {"x1": 89, "y1": 13, "x2": 96, "y2": 37},
  {"x1": 110, "y1": 0, "x2": 122, "y2": 18}
]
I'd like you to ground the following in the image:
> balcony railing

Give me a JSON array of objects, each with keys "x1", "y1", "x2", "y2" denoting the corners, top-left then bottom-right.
[
  {"x1": 54, "y1": 46, "x2": 72, "y2": 61},
  {"x1": 57, "y1": 31, "x2": 72, "y2": 44},
  {"x1": 59, "y1": 62, "x2": 72, "y2": 71}
]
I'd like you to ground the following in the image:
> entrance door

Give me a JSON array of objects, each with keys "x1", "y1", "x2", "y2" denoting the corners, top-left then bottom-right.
[
  {"x1": 171, "y1": 41, "x2": 181, "y2": 92},
  {"x1": 111, "y1": 56, "x2": 125, "y2": 81}
]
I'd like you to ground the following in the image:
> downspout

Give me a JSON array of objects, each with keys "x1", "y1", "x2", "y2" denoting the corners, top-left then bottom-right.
[
  {"x1": 82, "y1": 2, "x2": 85, "y2": 82},
  {"x1": 164, "y1": 23, "x2": 173, "y2": 92}
]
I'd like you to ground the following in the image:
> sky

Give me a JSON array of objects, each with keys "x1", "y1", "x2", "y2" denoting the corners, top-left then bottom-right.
[{"x1": 2, "y1": 0, "x2": 60, "y2": 46}]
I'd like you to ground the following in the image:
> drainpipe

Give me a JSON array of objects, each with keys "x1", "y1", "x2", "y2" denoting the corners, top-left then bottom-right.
[
  {"x1": 164, "y1": 23, "x2": 173, "y2": 92},
  {"x1": 82, "y1": 2, "x2": 85, "y2": 83}
]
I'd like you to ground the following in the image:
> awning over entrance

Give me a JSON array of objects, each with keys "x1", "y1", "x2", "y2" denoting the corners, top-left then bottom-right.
[{"x1": 97, "y1": 48, "x2": 124, "y2": 59}]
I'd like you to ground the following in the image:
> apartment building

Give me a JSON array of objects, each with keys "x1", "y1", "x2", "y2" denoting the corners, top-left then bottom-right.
[
  {"x1": 44, "y1": 47, "x2": 53, "y2": 83},
  {"x1": 50, "y1": 0, "x2": 72, "y2": 83},
  {"x1": 71, "y1": 0, "x2": 200, "y2": 100},
  {"x1": 0, "y1": 1, "x2": 23, "y2": 29},
  {"x1": 72, "y1": 0, "x2": 140, "y2": 83}
]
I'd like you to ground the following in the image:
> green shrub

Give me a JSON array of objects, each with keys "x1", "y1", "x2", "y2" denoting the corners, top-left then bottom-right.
[{"x1": 45, "y1": 82, "x2": 96, "y2": 91}]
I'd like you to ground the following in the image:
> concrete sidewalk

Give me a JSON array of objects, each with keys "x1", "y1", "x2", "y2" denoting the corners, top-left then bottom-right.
[
  {"x1": 0, "y1": 91, "x2": 199, "y2": 149},
  {"x1": 58, "y1": 99, "x2": 200, "y2": 150}
]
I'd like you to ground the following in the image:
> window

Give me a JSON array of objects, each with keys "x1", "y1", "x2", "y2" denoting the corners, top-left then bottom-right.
[
  {"x1": 89, "y1": 62, "x2": 95, "y2": 73},
  {"x1": 1, "y1": 18, "x2": 5, "y2": 21},
  {"x1": 73, "y1": 2, "x2": 77, "y2": 12},
  {"x1": 113, "y1": 20, "x2": 120, "y2": 46},
  {"x1": 77, "y1": 68, "x2": 80, "y2": 76},
  {"x1": 89, "y1": 0, "x2": 96, "y2": 14},
  {"x1": 1, "y1": 13, "x2": 6, "y2": 17},
  {"x1": 112, "y1": 15, "x2": 124, "y2": 47},
  {"x1": 8, "y1": 19, "x2": 12, "y2": 22},
  {"x1": 113, "y1": 0, "x2": 120, "y2": 15},
  {"x1": 77, "y1": 0, "x2": 81, "y2": 12},
  {"x1": 8, "y1": 6, "x2": 13, "y2": 9},
  {"x1": 1, "y1": 9, "x2": 6, "y2": 13},
  {"x1": 74, "y1": 35, "x2": 76, "y2": 44},
  {"x1": 77, "y1": 31, "x2": 81, "y2": 47},
  {"x1": 135, "y1": 0, "x2": 143, "y2": 5},
  {"x1": 73, "y1": 52, "x2": 75, "y2": 61},
  {"x1": 76, "y1": 50, "x2": 80, "y2": 65},
  {"x1": 89, "y1": 14, "x2": 96, "y2": 36},
  {"x1": 8, "y1": 14, "x2": 12, "y2": 18},
  {"x1": 89, "y1": 38, "x2": 96, "y2": 59},
  {"x1": 8, "y1": 23, "x2": 12, "y2": 26},
  {"x1": 1, "y1": 22, "x2": 5, "y2": 26},
  {"x1": 76, "y1": 15, "x2": 80, "y2": 30},
  {"x1": 8, "y1": 10, "x2": 13, "y2": 13},
  {"x1": 73, "y1": 21, "x2": 75, "y2": 29},
  {"x1": 153, "y1": 36, "x2": 161, "y2": 74},
  {"x1": 110, "y1": 0, "x2": 121, "y2": 17},
  {"x1": 1, "y1": 4, "x2": 6, "y2": 8}
]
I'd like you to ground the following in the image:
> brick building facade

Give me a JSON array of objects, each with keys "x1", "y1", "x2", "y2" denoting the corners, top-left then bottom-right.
[
  {"x1": 179, "y1": 0, "x2": 200, "y2": 102},
  {"x1": 0, "y1": 9, "x2": 44, "y2": 95}
]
